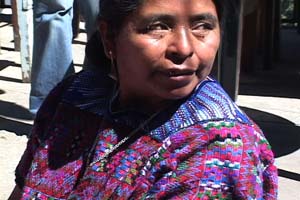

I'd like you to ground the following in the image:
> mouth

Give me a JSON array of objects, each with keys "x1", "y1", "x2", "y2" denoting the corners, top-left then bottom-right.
[
  {"x1": 161, "y1": 67, "x2": 198, "y2": 77},
  {"x1": 156, "y1": 68, "x2": 198, "y2": 87},
  {"x1": 167, "y1": 70, "x2": 195, "y2": 77}
]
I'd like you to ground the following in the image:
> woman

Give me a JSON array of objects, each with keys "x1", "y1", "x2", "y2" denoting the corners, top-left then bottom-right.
[{"x1": 10, "y1": 0, "x2": 278, "y2": 199}]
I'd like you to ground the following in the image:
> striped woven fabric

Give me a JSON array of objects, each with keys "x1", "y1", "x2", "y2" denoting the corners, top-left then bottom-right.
[{"x1": 16, "y1": 70, "x2": 277, "y2": 199}]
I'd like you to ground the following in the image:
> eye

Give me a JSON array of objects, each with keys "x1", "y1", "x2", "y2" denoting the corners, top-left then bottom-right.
[
  {"x1": 139, "y1": 21, "x2": 171, "y2": 38},
  {"x1": 146, "y1": 22, "x2": 170, "y2": 31},
  {"x1": 191, "y1": 22, "x2": 214, "y2": 37}
]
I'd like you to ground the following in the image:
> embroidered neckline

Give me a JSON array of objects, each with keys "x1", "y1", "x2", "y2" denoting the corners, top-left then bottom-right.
[
  {"x1": 88, "y1": 108, "x2": 162, "y2": 169},
  {"x1": 62, "y1": 70, "x2": 252, "y2": 141}
]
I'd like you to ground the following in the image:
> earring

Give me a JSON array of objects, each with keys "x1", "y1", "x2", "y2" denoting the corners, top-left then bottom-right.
[{"x1": 108, "y1": 51, "x2": 117, "y2": 80}]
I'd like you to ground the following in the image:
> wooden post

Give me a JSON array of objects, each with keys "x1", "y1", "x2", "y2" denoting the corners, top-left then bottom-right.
[
  {"x1": 11, "y1": 0, "x2": 20, "y2": 51},
  {"x1": 264, "y1": 0, "x2": 275, "y2": 69},
  {"x1": 241, "y1": 0, "x2": 259, "y2": 73},
  {"x1": 217, "y1": 0, "x2": 244, "y2": 101},
  {"x1": 16, "y1": 0, "x2": 33, "y2": 82},
  {"x1": 273, "y1": 0, "x2": 281, "y2": 61},
  {"x1": 296, "y1": 0, "x2": 300, "y2": 34}
]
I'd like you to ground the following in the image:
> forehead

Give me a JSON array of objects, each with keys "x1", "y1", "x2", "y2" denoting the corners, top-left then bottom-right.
[{"x1": 138, "y1": 0, "x2": 218, "y2": 16}]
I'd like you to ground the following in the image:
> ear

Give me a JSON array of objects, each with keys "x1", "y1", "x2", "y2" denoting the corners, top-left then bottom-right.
[{"x1": 98, "y1": 20, "x2": 115, "y2": 58}]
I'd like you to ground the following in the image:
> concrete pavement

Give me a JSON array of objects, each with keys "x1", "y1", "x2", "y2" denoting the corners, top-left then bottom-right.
[{"x1": 1, "y1": 8, "x2": 299, "y2": 200}]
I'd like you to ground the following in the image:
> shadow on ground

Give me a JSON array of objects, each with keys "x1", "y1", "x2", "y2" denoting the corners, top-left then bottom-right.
[
  {"x1": 0, "y1": 13, "x2": 11, "y2": 23},
  {"x1": 0, "y1": 100, "x2": 33, "y2": 136},
  {"x1": 0, "y1": 116, "x2": 32, "y2": 136},
  {"x1": 278, "y1": 169, "x2": 300, "y2": 182},
  {"x1": 241, "y1": 107, "x2": 300, "y2": 158},
  {"x1": 0, "y1": 75, "x2": 22, "y2": 83},
  {"x1": 0, "y1": 60, "x2": 21, "y2": 69},
  {"x1": 0, "y1": 60, "x2": 24, "y2": 82},
  {"x1": 0, "y1": 46, "x2": 15, "y2": 52},
  {"x1": 0, "y1": 100, "x2": 33, "y2": 120}
]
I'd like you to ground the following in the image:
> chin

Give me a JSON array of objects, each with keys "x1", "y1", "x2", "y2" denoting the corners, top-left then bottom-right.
[{"x1": 164, "y1": 84, "x2": 198, "y2": 100}]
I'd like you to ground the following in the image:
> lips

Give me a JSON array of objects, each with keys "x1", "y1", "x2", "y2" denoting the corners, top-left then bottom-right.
[
  {"x1": 155, "y1": 68, "x2": 198, "y2": 87},
  {"x1": 161, "y1": 68, "x2": 198, "y2": 80},
  {"x1": 167, "y1": 69, "x2": 195, "y2": 77}
]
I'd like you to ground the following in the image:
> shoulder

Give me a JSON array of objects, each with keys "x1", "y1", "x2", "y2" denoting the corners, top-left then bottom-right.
[
  {"x1": 192, "y1": 78, "x2": 251, "y2": 124},
  {"x1": 165, "y1": 120, "x2": 273, "y2": 171},
  {"x1": 168, "y1": 120, "x2": 263, "y2": 147},
  {"x1": 149, "y1": 78, "x2": 252, "y2": 141},
  {"x1": 61, "y1": 69, "x2": 114, "y2": 114},
  {"x1": 32, "y1": 70, "x2": 111, "y2": 142}
]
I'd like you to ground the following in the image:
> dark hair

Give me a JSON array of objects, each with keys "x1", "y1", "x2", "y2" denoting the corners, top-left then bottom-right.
[{"x1": 99, "y1": 0, "x2": 231, "y2": 38}]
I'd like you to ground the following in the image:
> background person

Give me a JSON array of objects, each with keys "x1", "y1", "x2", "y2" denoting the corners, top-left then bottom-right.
[
  {"x1": 29, "y1": 0, "x2": 99, "y2": 115},
  {"x1": 10, "y1": 0, "x2": 278, "y2": 199}
]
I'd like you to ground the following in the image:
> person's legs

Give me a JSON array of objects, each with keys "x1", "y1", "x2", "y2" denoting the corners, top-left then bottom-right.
[
  {"x1": 77, "y1": 0, "x2": 99, "y2": 70},
  {"x1": 77, "y1": 0, "x2": 99, "y2": 40},
  {"x1": 30, "y1": 0, "x2": 75, "y2": 114}
]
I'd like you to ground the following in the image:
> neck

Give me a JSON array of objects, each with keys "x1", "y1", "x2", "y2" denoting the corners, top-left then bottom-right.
[{"x1": 118, "y1": 94, "x2": 172, "y2": 115}]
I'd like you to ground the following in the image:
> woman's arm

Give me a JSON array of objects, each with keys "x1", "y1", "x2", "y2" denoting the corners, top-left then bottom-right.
[
  {"x1": 8, "y1": 185, "x2": 22, "y2": 200},
  {"x1": 141, "y1": 124, "x2": 278, "y2": 199},
  {"x1": 10, "y1": 76, "x2": 76, "y2": 199},
  {"x1": 234, "y1": 127, "x2": 278, "y2": 199}
]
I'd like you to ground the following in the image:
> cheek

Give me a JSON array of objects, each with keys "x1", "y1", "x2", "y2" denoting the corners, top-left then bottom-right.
[
  {"x1": 128, "y1": 42, "x2": 165, "y2": 76},
  {"x1": 115, "y1": 38, "x2": 165, "y2": 89},
  {"x1": 197, "y1": 37, "x2": 220, "y2": 64},
  {"x1": 194, "y1": 38, "x2": 220, "y2": 78},
  {"x1": 133, "y1": 38, "x2": 165, "y2": 64},
  {"x1": 115, "y1": 41, "x2": 141, "y2": 74},
  {"x1": 118, "y1": 36, "x2": 163, "y2": 63},
  {"x1": 206, "y1": 33, "x2": 220, "y2": 53}
]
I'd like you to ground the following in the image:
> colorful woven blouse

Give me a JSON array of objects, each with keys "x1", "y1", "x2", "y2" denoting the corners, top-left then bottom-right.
[{"x1": 15, "y1": 70, "x2": 278, "y2": 199}]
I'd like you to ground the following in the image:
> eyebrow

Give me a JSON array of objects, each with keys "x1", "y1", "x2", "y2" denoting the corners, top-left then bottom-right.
[
  {"x1": 138, "y1": 14, "x2": 175, "y2": 26},
  {"x1": 189, "y1": 13, "x2": 219, "y2": 25},
  {"x1": 138, "y1": 13, "x2": 218, "y2": 26}
]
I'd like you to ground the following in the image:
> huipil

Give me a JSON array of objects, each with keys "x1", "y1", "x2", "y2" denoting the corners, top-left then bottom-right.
[{"x1": 16, "y1": 70, "x2": 278, "y2": 199}]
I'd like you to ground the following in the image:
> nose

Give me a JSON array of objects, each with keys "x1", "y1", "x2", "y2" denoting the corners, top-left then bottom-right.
[{"x1": 166, "y1": 27, "x2": 194, "y2": 64}]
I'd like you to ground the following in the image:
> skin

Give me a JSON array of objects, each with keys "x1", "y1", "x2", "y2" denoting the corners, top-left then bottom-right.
[{"x1": 101, "y1": 0, "x2": 221, "y2": 113}]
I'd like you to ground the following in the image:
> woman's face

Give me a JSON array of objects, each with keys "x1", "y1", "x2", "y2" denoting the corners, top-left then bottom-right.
[{"x1": 110, "y1": 0, "x2": 220, "y2": 109}]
